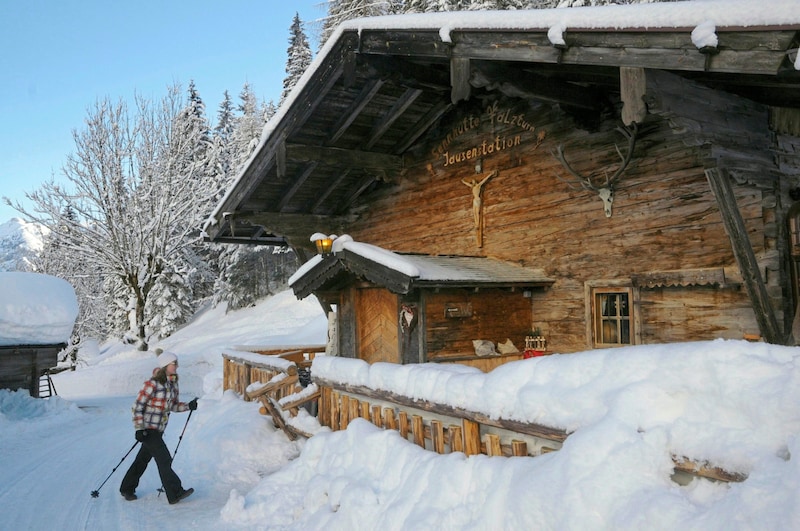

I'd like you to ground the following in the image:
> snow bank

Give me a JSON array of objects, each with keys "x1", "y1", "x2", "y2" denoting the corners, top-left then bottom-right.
[
  {"x1": 312, "y1": 339, "x2": 800, "y2": 472},
  {"x1": 0, "y1": 272, "x2": 78, "y2": 346}
]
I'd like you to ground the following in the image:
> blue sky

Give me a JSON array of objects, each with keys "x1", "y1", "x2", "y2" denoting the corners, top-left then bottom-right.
[{"x1": 0, "y1": 0, "x2": 324, "y2": 223}]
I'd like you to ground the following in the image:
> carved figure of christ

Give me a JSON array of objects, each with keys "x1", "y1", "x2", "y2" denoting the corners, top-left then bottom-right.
[{"x1": 462, "y1": 170, "x2": 497, "y2": 247}]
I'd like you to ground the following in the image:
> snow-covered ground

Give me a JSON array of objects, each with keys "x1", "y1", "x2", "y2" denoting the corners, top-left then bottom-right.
[{"x1": 2, "y1": 289, "x2": 800, "y2": 530}]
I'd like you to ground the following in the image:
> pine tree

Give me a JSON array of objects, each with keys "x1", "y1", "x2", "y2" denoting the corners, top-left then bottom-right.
[
  {"x1": 231, "y1": 83, "x2": 267, "y2": 170},
  {"x1": 319, "y1": 0, "x2": 390, "y2": 48},
  {"x1": 146, "y1": 267, "x2": 194, "y2": 340},
  {"x1": 281, "y1": 13, "x2": 313, "y2": 104}
]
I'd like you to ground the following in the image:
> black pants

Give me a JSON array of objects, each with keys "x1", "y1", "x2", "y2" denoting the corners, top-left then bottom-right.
[{"x1": 120, "y1": 430, "x2": 183, "y2": 503}]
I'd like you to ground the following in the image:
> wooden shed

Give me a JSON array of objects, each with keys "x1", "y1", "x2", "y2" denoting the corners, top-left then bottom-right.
[
  {"x1": 205, "y1": 4, "x2": 800, "y2": 361},
  {"x1": 0, "y1": 272, "x2": 78, "y2": 396},
  {"x1": 0, "y1": 344, "x2": 65, "y2": 397}
]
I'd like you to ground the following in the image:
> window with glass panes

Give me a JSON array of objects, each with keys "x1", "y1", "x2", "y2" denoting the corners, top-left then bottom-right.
[{"x1": 593, "y1": 288, "x2": 632, "y2": 346}]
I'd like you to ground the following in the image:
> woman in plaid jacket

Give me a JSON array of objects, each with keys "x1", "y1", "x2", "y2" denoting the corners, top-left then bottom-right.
[{"x1": 120, "y1": 350, "x2": 197, "y2": 504}]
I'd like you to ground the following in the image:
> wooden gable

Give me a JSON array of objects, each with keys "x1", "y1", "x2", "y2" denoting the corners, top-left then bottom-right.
[{"x1": 204, "y1": 15, "x2": 800, "y2": 250}]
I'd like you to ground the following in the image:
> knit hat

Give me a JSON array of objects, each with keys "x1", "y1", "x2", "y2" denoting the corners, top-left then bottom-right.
[{"x1": 157, "y1": 351, "x2": 178, "y2": 368}]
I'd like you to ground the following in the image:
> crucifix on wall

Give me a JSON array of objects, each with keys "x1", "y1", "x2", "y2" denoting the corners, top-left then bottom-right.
[{"x1": 462, "y1": 170, "x2": 497, "y2": 247}]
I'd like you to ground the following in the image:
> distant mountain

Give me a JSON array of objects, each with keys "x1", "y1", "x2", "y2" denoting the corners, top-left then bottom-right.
[{"x1": 0, "y1": 218, "x2": 48, "y2": 272}]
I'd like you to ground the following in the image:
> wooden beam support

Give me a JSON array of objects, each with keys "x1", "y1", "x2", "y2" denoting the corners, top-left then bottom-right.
[
  {"x1": 311, "y1": 168, "x2": 351, "y2": 214},
  {"x1": 620, "y1": 67, "x2": 647, "y2": 125},
  {"x1": 705, "y1": 168, "x2": 783, "y2": 344},
  {"x1": 451, "y1": 56, "x2": 471, "y2": 104}
]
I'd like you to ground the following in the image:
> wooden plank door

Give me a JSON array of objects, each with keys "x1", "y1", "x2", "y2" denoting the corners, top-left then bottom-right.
[{"x1": 355, "y1": 287, "x2": 399, "y2": 364}]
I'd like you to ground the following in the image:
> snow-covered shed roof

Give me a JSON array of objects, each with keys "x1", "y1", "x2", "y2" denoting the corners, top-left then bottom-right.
[
  {"x1": 0, "y1": 272, "x2": 78, "y2": 346},
  {"x1": 204, "y1": 1, "x2": 800, "y2": 248},
  {"x1": 289, "y1": 236, "x2": 553, "y2": 298}
]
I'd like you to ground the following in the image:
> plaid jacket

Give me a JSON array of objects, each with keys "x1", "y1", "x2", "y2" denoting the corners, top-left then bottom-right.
[{"x1": 132, "y1": 375, "x2": 188, "y2": 432}]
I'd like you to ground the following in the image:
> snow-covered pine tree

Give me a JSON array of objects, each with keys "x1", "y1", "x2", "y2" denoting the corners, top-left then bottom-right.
[
  {"x1": 281, "y1": 13, "x2": 313, "y2": 105},
  {"x1": 210, "y1": 90, "x2": 236, "y2": 197},
  {"x1": 146, "y1": 266, "x2": 194, "y2": 341},
  {"x1": 231, "y1": 83, "x2": 267, "y2": 171},
  {"x1": 319, "y1": 1, "x2": 390, "y2": 48},
  {"x1": 175, "y1": 81, "x2": 222, "y2": 308}
]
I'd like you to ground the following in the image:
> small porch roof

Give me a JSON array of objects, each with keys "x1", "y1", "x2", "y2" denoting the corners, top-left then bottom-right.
[{"x1": 289, "y1": 237, "x2": 554, "y2": 298}]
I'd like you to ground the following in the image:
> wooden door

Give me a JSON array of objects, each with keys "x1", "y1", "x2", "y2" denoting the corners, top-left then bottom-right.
[{"x1": 355, "y1": 288, "x2": 399, "y2": 364}]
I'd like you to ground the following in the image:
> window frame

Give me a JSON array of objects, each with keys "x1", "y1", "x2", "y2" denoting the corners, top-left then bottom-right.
[
  {"x1": 787, "y1": 203, "x2": 800, "y2": 317},
  {"x1": 584, "y1": 280, "x2": 639, "y2": 348}
]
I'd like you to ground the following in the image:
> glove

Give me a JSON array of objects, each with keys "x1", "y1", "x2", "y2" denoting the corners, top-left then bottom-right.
[
  {"x1": 135, "y1": 429, "x2": 149, "y2": 442},
  {"x1": 187, "y1": 398, "x2": 198, "y2": 411}
]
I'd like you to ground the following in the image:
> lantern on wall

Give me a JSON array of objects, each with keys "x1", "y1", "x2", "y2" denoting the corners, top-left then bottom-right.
[{"x1": 311, "y1": 233, "x2": 336, "y2": 256}]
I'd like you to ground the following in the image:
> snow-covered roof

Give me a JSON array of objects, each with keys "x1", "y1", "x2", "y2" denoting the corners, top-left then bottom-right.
[
  {"x1": 290, "y1": 236, "x2": 552, "y2": 298},
  {"x1": 0, "y1": 272, "x2": 78, "y2": 346},
  {"x1": 204, "y1": 1, "x2": 800, "y2": 247},
  {"x1": 339, "y1": 0, "x2": 800, "y2": 36}
]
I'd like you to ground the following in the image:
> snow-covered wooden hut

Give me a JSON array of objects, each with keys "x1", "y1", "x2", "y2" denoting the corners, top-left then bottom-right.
[
  {"x1": 205, "y1": 1, "x2": 800, "y2": 365},
  {"x1": 0, "y1": 272, "x2": 78, "y2": 396}
]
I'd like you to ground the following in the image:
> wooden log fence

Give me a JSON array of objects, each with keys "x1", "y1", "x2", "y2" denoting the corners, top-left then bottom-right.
[
  {"x1": 222, "y1": 351, "x2": 747, "y2": 484},
  {"x1": 222, "y1": 345, "x2": 325, "y2": 401}
]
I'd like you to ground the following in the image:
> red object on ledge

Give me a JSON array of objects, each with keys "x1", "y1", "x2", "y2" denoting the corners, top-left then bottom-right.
[{"x1": 523, "y1": 349, "x2": 546, "y2": 359}]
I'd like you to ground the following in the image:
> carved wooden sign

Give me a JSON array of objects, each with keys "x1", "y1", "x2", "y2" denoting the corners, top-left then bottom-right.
[{"x1": 432, "y1": 101, "x2": 545, "y2": 169}]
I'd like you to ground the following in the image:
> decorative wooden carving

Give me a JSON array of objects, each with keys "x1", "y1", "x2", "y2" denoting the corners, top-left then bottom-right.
[{"x1": 462, "y1": 170, "x2": 497, "y2": 247}]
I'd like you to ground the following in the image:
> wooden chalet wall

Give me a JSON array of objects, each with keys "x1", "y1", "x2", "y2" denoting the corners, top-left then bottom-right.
[
  {"x1": 424, "y1": 288, "x2": 531, "y2": 360},
  {"x1": 335, "y1": 284, "x2": 531, "y2": 369},
  {"x1": 343, "y1": 71, "x2": 789, "y2": 353}
]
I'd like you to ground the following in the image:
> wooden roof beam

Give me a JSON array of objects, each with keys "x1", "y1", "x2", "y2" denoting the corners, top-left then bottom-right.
[
  {"x1": 328, "y1": 78, "x2": 385, "y2": 145},
  {"x1": 359, "y1": 55, "x2": 451, "y2": 92},
  {"x1": 705, "y1": 168, "x2": 783, "y2": 344},
  {"x1": 238, "y1": 211, "x2": 356, "y2": 246},
  {"x1": 311, "y1": 168, "x2": 351, "y2": 214},
  {"x1": 357, "y1": 28, "x2": 796, "y2": 75},
  {"x1": 277, "y1": 161, "x2": 318, "y2": 212},
  {"x1": 470, "y1": 62, "x2": 604, "y2": 111},
  {"x1": 364, "y1": 88, "x2": 424, "y2": 150},
  {"x1": 285, "y1": 143, "x2": 403, "y2": 174},
  {"x1": 394, "y1": 100, "x2": 453, "y2": 155},
  {"x1": 208, "y1": 35, "x2": 357, "y2": 228},
  {"x1": 451, "y1": 57, "x2": 471, "y2": 104}
]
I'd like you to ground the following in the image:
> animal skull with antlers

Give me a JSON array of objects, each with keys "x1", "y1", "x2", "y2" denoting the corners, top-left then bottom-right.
[{"x1": 553, "y1": 123, "x2": 638, "y2": 217}]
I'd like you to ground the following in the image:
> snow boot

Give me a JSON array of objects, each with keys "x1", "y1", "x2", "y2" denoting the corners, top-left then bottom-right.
[
  {"x1": 169, "y1": 487, "x2": 194, "y2": 505},
  {"x1": 120, "y1": 491, "x2": 137, "y2": 501}
]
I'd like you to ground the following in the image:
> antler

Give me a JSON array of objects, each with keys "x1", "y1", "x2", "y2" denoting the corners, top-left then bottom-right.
[
  {"x1": 552, "y1": 123, "x2": 639, "y2": 218},
  {"x1": 553, "y1": 122, "x2": 638, "y2": 191}
]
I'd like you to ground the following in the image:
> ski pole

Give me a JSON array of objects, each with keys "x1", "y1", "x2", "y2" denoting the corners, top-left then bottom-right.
[
  {"x1": 172, "y1": 406, "x2": 194, "y2": 458},
  {"x1": 90, "y1": 440, "x2": 140, "y2": 498},
  {"x1": 158, "y1": 401, "x2": 196, "y2": 497}
]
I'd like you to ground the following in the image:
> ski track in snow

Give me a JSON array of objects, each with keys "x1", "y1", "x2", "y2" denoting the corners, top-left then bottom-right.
[{"x1": 1, "y1": 396, "x2": 240, "y2": 530}]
